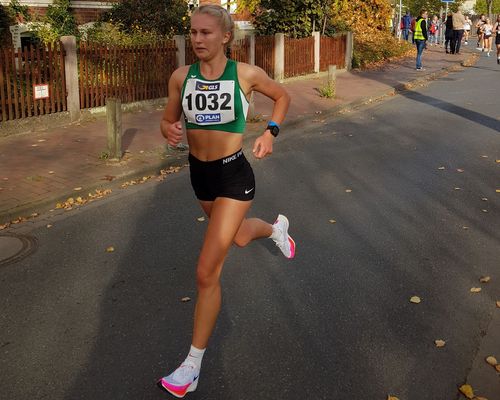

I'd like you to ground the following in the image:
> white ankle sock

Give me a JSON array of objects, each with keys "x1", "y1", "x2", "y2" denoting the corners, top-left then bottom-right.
[
  {"x1": 185, "y1": 345, "x2": 205, "y2": 370},
  {"x1": 269, "y1": 222, "x2": 280, "y2": 241}
]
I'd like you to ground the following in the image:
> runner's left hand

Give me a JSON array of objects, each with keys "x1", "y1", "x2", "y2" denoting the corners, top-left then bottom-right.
[{"x1": 253, "y1": 132, "x2": 273, "y2": 159}]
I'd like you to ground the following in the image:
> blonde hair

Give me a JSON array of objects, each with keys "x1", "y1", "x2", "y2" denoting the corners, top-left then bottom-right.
[{"x1": 191, "y1": 5, "x2": 235, "y2": 48}]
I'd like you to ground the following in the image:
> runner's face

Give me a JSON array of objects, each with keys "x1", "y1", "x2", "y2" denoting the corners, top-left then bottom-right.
[{"x1": 190, "y1": 13, "x2": 230, "y2": 60}]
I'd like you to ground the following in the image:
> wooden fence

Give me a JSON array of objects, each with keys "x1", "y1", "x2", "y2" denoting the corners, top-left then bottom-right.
[
  {"x1": 78, "y1": 41, "x2": 177, "y2": 109},
  {"x1": 320, "y1": 34, "x2": 346, "y2": 71},
  {"x1": 254, "y1": 35, "x2": 274, "y2": 77},
  {"x1": 1, "y1": 33, "x2": 349, "y2": 122},
  {"x1": 284, "y1": 36, "x2": 315, "y2": 78},
  {"x1": 0, "y1": 43, "x2": 66, "y2": 122}
]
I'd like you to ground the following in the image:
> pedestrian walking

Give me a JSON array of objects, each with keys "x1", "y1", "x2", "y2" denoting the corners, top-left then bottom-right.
[
  {"x1": 463, "y1": 15, "x2": 472, "y2": 45},
  {"x1": 158, "y1": 4, "x2": 295, "y2": 398},
  {"x1": 451, "y1": 7, "x2": 466, "y2": 54},
  {"x1": 476, "y1": 14, "x2": 486, "y2": 50},
  {"x1": 481, "y1": 18, "x2": 494, "y2": 57},
  {"x1": 414, "y1": 9, "x2": 428, "y2": 70},
  {"x1": 444, "y1": 13, "x2": 454, "y2": 53},
  {"x1": 401, "y1": 10, "x2": 412, "y2": 42},
  {"x1": 495, "y1": 15, "x2": 500, "y2": 64}
]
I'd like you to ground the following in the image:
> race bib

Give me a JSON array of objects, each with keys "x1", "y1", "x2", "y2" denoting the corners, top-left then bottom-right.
[{"x1": 182, "y1": 79, "x2": 235, "y2": 125}]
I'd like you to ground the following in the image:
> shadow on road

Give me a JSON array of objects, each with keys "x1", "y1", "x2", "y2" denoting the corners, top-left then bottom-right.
[{"x1": 399, "y1": 90, "x2": 500, "y2": 133}]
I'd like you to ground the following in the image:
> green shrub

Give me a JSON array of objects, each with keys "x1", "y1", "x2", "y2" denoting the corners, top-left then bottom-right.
[
  {"x1": 352, "y1": 32, "x2": 413, "y2": 68},
  {"x1": 81, "y1": 22, "x2": 167, "y2": 46}
]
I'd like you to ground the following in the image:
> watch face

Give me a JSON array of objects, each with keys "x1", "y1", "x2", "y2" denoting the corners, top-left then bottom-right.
[{"x1": 268, "y1": 125, "x2": 279, "y2": 137}]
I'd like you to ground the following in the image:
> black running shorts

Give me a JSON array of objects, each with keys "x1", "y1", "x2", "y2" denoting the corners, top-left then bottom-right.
[{"x1": 188, "y1": 149, "x2": 255, "y2": 202}]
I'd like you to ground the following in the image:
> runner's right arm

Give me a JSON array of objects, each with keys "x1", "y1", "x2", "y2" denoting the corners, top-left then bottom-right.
[{"x1": 161, "y1": 67, "x2": 189, "y2": 146}]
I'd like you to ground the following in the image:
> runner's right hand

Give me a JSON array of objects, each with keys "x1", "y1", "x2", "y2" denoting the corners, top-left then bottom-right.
[{"x1": 166, "y1": 121, "x2": 183, "y2": 146}]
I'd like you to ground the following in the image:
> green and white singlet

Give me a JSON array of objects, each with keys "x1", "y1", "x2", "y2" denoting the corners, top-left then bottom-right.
[{"x1": 181, "y1": 60, "x2": 249, "y2": 134}]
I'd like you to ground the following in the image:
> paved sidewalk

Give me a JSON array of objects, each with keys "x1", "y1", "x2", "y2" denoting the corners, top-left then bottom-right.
[{"x1": 0, "y1": 46, "x2": 478, "y2": 226}]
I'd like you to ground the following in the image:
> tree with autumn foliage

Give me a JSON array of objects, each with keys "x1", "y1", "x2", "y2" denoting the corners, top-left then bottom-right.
[{"x1": 239, "y1": 0, "x2": 412, "y2": 68}]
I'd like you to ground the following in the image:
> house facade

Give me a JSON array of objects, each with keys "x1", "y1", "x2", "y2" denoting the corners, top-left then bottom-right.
[
  {"x1": 0, "y1": 1, "x2": 118, "y2": 24},
  {"x1": 1, "y1": 0, "x2": 250, "y2": 24}
]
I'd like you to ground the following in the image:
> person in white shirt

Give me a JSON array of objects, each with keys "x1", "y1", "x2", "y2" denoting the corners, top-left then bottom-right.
[
  {"x1": 463, "y1": 15, "x2": 471, "y2": 44},
  {"x1": 482, "y1": 18, "x2": 493, "y2": 56}
]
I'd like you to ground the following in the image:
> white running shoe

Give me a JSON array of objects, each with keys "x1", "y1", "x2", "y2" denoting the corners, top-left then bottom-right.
[
  {"x1": 158, "y1": 361, "x2": 199, "y2": 398},
  {"x1": 272, "y1": 214, "x2": 296, "y2": 259}
]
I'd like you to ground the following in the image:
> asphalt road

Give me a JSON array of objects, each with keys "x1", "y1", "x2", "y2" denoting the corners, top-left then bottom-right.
[{"x1": 1, "y1": 55, "x2": 499, "y2": 400}]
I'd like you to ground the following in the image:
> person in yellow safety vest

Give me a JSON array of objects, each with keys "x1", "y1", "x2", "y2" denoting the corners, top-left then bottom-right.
[{"x1": 414, "y1": 9, "x2": 429, "y2": 70}]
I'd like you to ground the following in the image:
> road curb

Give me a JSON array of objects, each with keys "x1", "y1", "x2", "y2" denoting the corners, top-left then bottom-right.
[{"x1": 0, "y1": 151, "x2": 189, "y2": 228}]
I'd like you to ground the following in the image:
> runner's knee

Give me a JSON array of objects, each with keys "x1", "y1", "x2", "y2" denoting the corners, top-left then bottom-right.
[{"x1": 196, "y1": 266, "x2": 220, "y2": 290}]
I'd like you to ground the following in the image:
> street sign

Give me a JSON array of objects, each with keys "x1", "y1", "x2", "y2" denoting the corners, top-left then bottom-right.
[{"x1": 33, "y1": 84, "x2": 49, "y2": 100}]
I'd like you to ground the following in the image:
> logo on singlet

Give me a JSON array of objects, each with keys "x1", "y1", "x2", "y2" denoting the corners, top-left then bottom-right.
[
  {"x1": 196, "y1": 81, "x2": 220, "y2": 91},
  {"x1": 196, "y1": 113, "x2": 221, "y2": 123}
]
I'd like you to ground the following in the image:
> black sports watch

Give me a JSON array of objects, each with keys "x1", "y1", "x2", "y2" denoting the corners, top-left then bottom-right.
[{"x1": 266, "y1": 121, "x2": 280, "y2": 137}]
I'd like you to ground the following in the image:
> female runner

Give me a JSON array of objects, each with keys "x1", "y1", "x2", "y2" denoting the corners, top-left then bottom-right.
[
  {"x1": 482, "y1": 18, "x2": 493, "y2": 57},
  {"x1": 158, "y1": 5, "x2": 295, "y2": 398}
]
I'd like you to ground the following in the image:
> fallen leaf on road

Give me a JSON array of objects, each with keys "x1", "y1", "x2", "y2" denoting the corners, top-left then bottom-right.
[
  {"x1": 46, "y1": 224, "x2": 52, "y2": 228},
  {"x1": 485, "y1": 356, "x2": 497, "y2": 366},
  {"x1": 480, "y1": 155, "x2": 488, "y2": 158},
  {"x1": 0, "y1": 223, "x2": 8, "y2": 230},
  {"x1": 454, "y1": 187, "x2": 461, "y2": 190},
  {"x1": 479, "y1": 276, "x2": 490, "y2": 283},
  {"x1": 496, "y1": 301, "x2": 500, "y2": 308},
  {"x1": 37, "y1": 139, "x2": 46, "y2": 142},
  {"x1": 438, "y1": 166, "x2": 445, "y2": 170},
  {"x1": 102, "y1": 175, "x2": 116, "y2": 181},
  {"x1": 496, "y1": 160, "x2": 500, "y2": 163},
  {"x1": 410, "y1": 296, "x2": 421, "y2": 304},
  {"x1": 474, "y1": 397, "x2": 488, "y2": 400},
  {"x1": 181, "y1": 297, "x2": 191, "y2": 302},
  {"x1": 329, "y1": 219, "x2": 337, "y2": 224},
  {"x1": 106, "y1": 246, "x2": 115, "y2": 253},
  {"x1": 470, "y1": 287, "x2": 482, "y2": 293},
  {"x1": 48, "y1": 171, "x2": 55, "y2": 174},
  {"x1": 197, "y1": 217, "x2": 205, "y2": 222},
  {"x1": 31, "y1": 213, "x2": 39, "y2": 217},
  {"x1": 496, "y1": 189, "x2": 500, "y2": 193},
  {"x1": 481, "y1": 209, "x2": 488, "y2": 213},
  {"x1": 459, "y1": 384, "x2": 474, "y2": 399},
  {"x1": 495, "y1": 365, "x2": 500, "y2": 373},
  {"x1": 73, "y1": 187, "x2": 82, "y2": 191},
  {"x1": 345, "y1": 189, "x2": 352, "y2": 193},
  {"x1": 481, "y1": 198, "x2": 488, "y2": 201},
  {"x1": 435, "y1": 339, "x2": 446, "y2": 347},
  {"x1": 463, "y1": 226, "x2": 469, "y2": 230},
  {"x1": 457, "y1": 169, "x2": 464, "y2": 173},
  {"x1": 387, "y1": 396, "x2": 399, "y2": 400},
  {"x1": 31, "y1": 144, "x2": 38, "y2": 147}
]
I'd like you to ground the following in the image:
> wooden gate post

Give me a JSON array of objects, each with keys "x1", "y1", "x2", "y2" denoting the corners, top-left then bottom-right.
[
  {"x1": 274, "y1": 33, "x2": 285, "y2": 82},
  {"x1": 345, "y1": 32, "x2": 353, "y2": 71},
  {"x1": 313, "y1": 31, "x2": 320, "y2": 73},
  {"x1": 60, "y1": 36, "x2": 81, "y2": 122},
  {"x1": 174, "y1": 35, "x2": 186, "y2": 68},
  {"x1": 106, "y1": 98, "x2": 122, "y2": 160}
]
